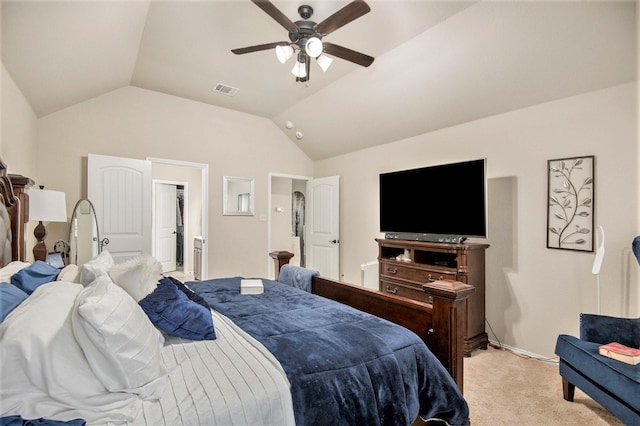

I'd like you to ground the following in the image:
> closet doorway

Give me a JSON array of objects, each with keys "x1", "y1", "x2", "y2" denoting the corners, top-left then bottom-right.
[
  {"x1": 149, "y1": 157, "x2": 208, "y2": 280},
  {"x1": 153, "y1": 181, "x2": 186, "y2": 274}
]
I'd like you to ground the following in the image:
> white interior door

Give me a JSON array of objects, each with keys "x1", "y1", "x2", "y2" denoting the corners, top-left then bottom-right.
[
  {"x1": 306, "y1": 176, "x2": 340, "y2": 279},
  {"x1": 88, "y1": 154, "x2": 152, "y2": 263},
  {"x1": 154, "y1": 183, "x2": 177, "y2": 272}
]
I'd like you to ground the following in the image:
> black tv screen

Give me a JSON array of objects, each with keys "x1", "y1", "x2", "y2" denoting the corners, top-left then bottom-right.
[{"x1": 379, "y1": 159, "x2": 487, "y2": 240}]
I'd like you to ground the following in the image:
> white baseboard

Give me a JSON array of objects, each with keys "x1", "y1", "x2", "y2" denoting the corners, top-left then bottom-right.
[{"x1": 487, "y1": 339, "x2": 559, "y2": 364}]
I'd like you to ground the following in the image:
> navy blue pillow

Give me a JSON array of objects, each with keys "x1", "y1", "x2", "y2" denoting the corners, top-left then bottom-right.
[
  {"x1": 139, "y1": 277, "x2": 216, "y2": 341},
  {"x1": 11, "y1": 261, "x2": 59, "y2": 295},
  {"x1": 0, "y1": 283, "x2": 29, "y2": 323},
  {"x1": 0, "y1": 415, "x2": 86, "y2": 426},
  {"x1": 165, "y1": 276, "x2": 210, "y2": 310}
]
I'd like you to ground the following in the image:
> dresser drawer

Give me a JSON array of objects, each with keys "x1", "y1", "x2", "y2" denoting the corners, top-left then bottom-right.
[
  {"x1": 379, "y1": 260, "x2": 457, "y2": 283},
  {"x1": 379, "y1": 279, "x2": 431, "y2": 303}
]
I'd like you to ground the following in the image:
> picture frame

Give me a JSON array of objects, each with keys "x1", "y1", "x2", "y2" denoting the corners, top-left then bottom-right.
[{"x1": 547, "y1": 155, "x2": 595, "y2": 252}]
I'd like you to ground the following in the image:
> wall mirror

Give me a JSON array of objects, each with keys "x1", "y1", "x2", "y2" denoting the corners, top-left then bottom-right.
[
  {"x1": 69, "y1": 199, "x2": 103, "y2": 266},
  {"x1": 223, "y1": 176, "x2": 254, "y2": 216}
]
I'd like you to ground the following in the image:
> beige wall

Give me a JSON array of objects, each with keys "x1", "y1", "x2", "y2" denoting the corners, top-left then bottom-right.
[
  {"x1": 315, "y1": 82, "x2": 639, "y2": 357},
  {"x1": 4, "y1": 85, "x2": 314, "y2": 276},
  {"x1": 1, "y1": 64, "x2": 38, "y2": 179}
]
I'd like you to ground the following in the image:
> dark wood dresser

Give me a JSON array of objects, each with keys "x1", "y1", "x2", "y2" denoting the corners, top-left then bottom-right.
[{"x1": 376, "y1": 238, "x2": 489, "y2": 356}]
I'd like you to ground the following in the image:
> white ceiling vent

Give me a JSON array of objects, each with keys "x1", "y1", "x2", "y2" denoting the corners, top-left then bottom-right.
[{"x1": 213, "y1": 83, "x2": 239, "y2": 97}]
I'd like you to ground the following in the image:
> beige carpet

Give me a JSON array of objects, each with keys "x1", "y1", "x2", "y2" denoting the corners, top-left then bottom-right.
[{"x1": 464, "y1": 347, "x2": 623, "y2": 425}]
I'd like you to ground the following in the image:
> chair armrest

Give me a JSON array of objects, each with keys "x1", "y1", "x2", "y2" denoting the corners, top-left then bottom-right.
[{"x1": 580, "y1": 313, "x2": 640, "y2": 347}]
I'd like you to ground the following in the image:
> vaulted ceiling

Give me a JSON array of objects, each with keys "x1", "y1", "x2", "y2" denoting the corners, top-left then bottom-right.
[{"x1": 2, "y1": 1, "x2": 637, "y2": 160}]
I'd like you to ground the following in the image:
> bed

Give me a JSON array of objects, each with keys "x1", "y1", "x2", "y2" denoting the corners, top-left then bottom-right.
[{"x1": 0, "y1": 156, "x2": 470, "y2": 425}]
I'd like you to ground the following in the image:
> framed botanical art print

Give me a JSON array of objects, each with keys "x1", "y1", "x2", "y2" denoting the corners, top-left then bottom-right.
[{"x1": 547, "y1": 155, "x2": 595, "y2": 252}]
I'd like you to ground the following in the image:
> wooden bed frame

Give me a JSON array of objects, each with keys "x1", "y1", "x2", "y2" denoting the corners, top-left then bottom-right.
[{"x1": 270, "y1": 251, "x2": 474, "y2": 392}]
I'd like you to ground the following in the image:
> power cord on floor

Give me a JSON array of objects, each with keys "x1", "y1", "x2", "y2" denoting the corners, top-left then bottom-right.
[
  {"x1": 484, "y1": 317, "x2": 559, "y2": 365},
  {"x1": 485, "y1": 317, "x2": 503, "y2": 349}
]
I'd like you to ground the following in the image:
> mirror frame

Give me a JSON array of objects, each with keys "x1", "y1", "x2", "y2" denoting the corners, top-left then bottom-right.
[
  {"x1": 223, "y1": 176, "x2": 255, "y2": 216},
  {"x1": 69, "y1": 198, "x2": 101, "y2": 265}
]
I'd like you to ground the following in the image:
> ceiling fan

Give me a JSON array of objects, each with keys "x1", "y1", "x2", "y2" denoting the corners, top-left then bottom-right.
[{"x1": 232, "y1": 0, "x2": 375, "y2": 82}]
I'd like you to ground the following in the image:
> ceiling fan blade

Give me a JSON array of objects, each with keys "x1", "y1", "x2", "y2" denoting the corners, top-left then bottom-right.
[
  {"x1": 251, "y1": 0, "x2": 298, "y2": 33},
  {"x1": 232, "y1": 42, "x2": 289, "y2": 55},
  {"x1": 323, "y1": 42, "x2": 374, "y2": 67},
  {"x1": 315, "y1": 0, "x2": 371, "y2": 36}
]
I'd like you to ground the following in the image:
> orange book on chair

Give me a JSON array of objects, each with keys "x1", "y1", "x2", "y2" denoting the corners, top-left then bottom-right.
[{"x1": 598, "y1": 342, "x2": 640, "y2": 365}]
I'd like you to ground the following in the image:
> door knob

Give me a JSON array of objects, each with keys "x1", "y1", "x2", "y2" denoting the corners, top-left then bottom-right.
[{"x1": 330, "y1": 239, "x2": 340, "y2": 244}]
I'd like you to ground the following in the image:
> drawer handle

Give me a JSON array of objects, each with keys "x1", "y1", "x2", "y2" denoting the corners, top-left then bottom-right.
[
  {"x1": 386, "y1": 268, "x2": 398, "y2": 275},
  {"x1": 427, "y1": 274, "x2": 444, "y2": 282},
  {"x1": 385, "y1": 285, "x2": 398, "y2": 294}
]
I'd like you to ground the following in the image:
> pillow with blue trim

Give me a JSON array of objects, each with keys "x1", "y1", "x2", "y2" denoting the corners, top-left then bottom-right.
[
  {"x1": 11, "y1": 261, "x2": 59, "y2": 294},
  {"x1": 0, "y1": 283, "x2": 29, "y2": 322},
  {"x1": 139, "y1": 277, "x2": 215, "y2": 341}
]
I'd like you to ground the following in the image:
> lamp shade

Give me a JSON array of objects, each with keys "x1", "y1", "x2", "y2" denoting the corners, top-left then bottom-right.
[
  {"x1": 291, "y1": 59, "x2": 307, "y2": 78},
  {"x1": 305, "y1": 37, "x2": 323, "y2": 58},
  {"x1": 29, "y1": 189, "x2": 67, "y2": 222},
  {"x1": 317, "y1": 54, "x2": 334, "y2": 72},
  {"x1": 275, "y1": 45, "x2": 294, "y2": 64}
]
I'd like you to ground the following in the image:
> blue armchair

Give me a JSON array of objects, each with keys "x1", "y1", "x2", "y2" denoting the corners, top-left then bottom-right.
[
  {"x1": 554, "y1": 236, "x2": 640, "y2": 425},
  {"x1": 555, "y1": 314, "x2": 640, "y2": 424}
]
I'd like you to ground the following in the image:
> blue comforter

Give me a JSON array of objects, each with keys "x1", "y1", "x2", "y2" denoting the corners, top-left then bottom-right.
[{"x1": 189, "y1": 277, "x2": 469, "y2": 426}]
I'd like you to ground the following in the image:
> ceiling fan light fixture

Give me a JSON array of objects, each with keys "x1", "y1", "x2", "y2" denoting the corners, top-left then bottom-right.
[
  {"x1": 231, "y1": 0, "x2": 375, "y2": 83},
  {"x1": 291, "y1": 57, "x2": 307, "y2": 78},
  {"x1": 305, "y1": 37, "x2": 323, "y2": 58},
  {"x1": 316, "y1": 54, "x2": 334, "y2": 72},
  {"x1": 275, "y1": 45, "x2": 294, "y2": 64}
]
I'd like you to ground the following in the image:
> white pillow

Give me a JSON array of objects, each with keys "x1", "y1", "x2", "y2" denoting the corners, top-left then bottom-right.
[
  {"x1": 108, "y1": 254, "x2": 162, "y2": 302},
  {"x1": 0, "y1": 261, "x2": 31, "y2": 283},
  {"x1": 57, "y1": 264, "x2": 80, "y2": 283},
  {"x1": 80, "y1": 250, "x2": 114, "y2": 286},
  {"x1": 0, "y1": 281, "x2": 144, "y2": 423},
  {"x1": 72, "y1": 275, "x2": 167, "y2": 398}
]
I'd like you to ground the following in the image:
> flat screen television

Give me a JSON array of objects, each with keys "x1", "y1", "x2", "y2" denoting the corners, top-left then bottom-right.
[{"x1": 379, "y1": 158, "x2": 487, "y2": 243}]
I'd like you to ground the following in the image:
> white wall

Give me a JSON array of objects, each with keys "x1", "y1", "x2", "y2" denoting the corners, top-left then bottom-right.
[
  {"x1": 315, "y1": 83, "x2": 639, "y2": 357},
  {"x1": 31, "y1": 86, "x2": 314, "y2": 277}
]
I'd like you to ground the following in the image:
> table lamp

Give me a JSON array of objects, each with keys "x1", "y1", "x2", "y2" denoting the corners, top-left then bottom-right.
[{"x1": 29, "y1": 186, "x2": 67, "y2": 262}]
